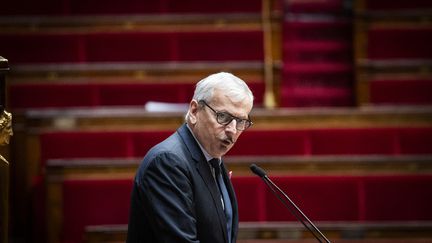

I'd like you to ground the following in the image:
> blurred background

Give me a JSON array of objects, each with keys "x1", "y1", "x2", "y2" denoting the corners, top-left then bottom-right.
[{"x1": 0, "y1": 0, "x2": 432, "y2": 242}]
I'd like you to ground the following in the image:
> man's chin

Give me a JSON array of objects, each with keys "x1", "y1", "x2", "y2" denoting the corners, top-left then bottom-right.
[{"x1": 219, "y1": 145, "x2": 232, "y2": 155}]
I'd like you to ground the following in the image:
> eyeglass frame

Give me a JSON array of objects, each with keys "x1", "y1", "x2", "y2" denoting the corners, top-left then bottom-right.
[{"x1": 198, "y1": 100, "x2": 253, "y2": 131}]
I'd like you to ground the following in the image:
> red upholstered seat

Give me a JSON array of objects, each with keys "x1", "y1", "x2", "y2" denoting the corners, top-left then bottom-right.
[
  {"x1": 237, "y1": 127, "x2": 431, "y2": 156},
  {"x1": 85, "y1": 32, "x2": 173, "y2": 62},
  {"x1": 69, "y1": 0, "x2": 262, "y2": 15},
  {"x1": 40, "y1": 132, "x2": 133, "y2": 167},
  {"x1": 229, "y1": 130, "x2": 309, "y2": 156},
  {"x1": 98, "y1": 81, "x2": 265, "y2": 107},
  {"x1": 264, "y1": 176, "x2": 361, "y2": 221},
  {"x1": 39, "y1": 127, "x2": 432, "y2": 170},
  {"x1": 97, "y1": 83, "x2": 195, "y2": 106},
  {"x1": 370, "y1": 79, "x2": 432, "y2": 105},
  {"x1": 161, "y1": 0, "x2": 262, "y2": 14},
  {"x1": 1, "y1": 30, "x2": 263, "y2": 64},
  {"x1": 399, "y1": 127, "x2": 432, "y2": 155},
  {"x1": 68, "y1": 0, "x2": 161, "y2": 15},
  {"x1": 0, "y1": 0, "x2": 261, "y2": 16},
  {"x1": 367, "y1": 27, "x2": 432, "y2": 60},
  {"x1": 286, "y1": 0, "x2": 348, "y2": 13},
  {"x1": 132, "y1": 130, "x2": 175, "y2": 158},
  {"x1": 61, "y1": 179, "x2": 133, "y2": 243},
  {"x1": 177, "y1": 31, "x2": 263, "y2": 61},
  {"x1": 364, "y1": 0, "x2": 432, "y2": 10},
  {"x1": 0, "y1": 0, "x2": 65, "y2": 15},
  {"x1": 51, "y1": 174, "x2": 432, "y2": 242},
  {"x1": 234, "y1": 174, "x2": 432, "y2": 222},
  {"x1": 309, "y1": 128, "x2": 398, "y2": 155},
  {"x1": 363, "y1": 174, "x2": 432, "y2": 221},
  {"x1": 9, "y1": 83, "x2": 98, "y2": 109},
  {"x1": 9, "y1": 81, "x2": 265, "y2": 109},
  {"x1": 0, "y1": 33, "x2": 83, "y2": 64},
  {"x1": 231, "y1": 177, "x2": 267, "y2": 221},
  {"x1": 40, "y1": 131, "x2": 182, "y2": 167}
]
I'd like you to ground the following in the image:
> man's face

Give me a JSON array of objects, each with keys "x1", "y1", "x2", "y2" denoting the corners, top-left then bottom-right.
[{"x1": 189, "y1": 88, "x2": 252, "y2": 158}]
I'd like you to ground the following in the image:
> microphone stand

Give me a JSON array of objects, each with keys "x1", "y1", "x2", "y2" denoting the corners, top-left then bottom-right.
[{"x1": 250, "y1": 164, "x2": 331, "y2": 243}]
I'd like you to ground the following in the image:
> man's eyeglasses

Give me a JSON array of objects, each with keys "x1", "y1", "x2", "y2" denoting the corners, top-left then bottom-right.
[{"x1": 199, "y1": 100, "x2": 253, "y2": 131}]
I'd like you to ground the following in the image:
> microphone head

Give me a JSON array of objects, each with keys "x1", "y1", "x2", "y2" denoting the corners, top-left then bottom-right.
[{"x1": 250, "y1": 164, "x2": 267, "y2": 178}]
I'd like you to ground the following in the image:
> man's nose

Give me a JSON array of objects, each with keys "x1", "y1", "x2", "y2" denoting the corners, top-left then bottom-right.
[{"x1": 225, "y1": 119, "x2": 237, "y2": 133}]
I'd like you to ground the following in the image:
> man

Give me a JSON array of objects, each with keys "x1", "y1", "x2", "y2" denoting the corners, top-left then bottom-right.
[{"x1": 127, "y1": 72, "x2": 254, "y2": 242}]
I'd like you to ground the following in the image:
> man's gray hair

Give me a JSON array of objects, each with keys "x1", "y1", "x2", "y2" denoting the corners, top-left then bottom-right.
[
  {"x1": 185, "y1": 72, "x2": 254, "y2": 121},
  {"x1": 193, "y1": 72, "x2": 254, "y2": 103}
]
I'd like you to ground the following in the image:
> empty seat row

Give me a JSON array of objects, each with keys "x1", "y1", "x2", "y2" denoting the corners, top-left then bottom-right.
[
  {"x1": 367, "y1": 27, "x2": 432, "y2": 60},
  {"x1": 37, "y1": 127, "x2": 432, "y2": 168},
  {"x1": 360, "y1": 0, "x2": 432, "y2": 11},
  {"x1": 0, "y1": 31, "x2": 263, "y2": 64},
  {"x1": 9, "y1": 81, "x2": 265, "y2": 109},
  {"x1": 369, "y1": 78, "x2": 432, "y2": 105},
  {"x1": 0, "y1": 0, "x2": 262, "y2": 16},
  {"x1": 285, "y1": 0, "x2": 350, "y2": 14},
  {"x1": 45, "y1": 174, "x2": 432, "y2": 242},
  {"x1": 236, "y1": 174, "x2": 432, "y2": 222}
]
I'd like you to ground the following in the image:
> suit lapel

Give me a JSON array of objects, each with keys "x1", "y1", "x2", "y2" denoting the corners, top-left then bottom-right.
[
  {"x1": 195, "y1": 159, "x2": 228, "y2": 221},
  {"x1": 177, "y1": 124, "x2": 229, "y2": 242}
]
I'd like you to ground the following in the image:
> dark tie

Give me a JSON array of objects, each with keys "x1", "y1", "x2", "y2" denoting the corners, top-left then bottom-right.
[
  {"x1": 209, "y1": 158, "x2": 233, "y2": 243},
  {"x1": 210, "y1": 158, "x2": 221, "y2": 180}
]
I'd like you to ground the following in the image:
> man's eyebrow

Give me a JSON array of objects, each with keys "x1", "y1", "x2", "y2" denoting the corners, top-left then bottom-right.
[{"x1": 223, "y1": 111, "x2": 249, "y2": 120}]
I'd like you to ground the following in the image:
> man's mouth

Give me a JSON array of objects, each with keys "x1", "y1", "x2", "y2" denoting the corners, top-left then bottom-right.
[{"x1": 221, "y1": 137, "x2": 235, "y2": 146}]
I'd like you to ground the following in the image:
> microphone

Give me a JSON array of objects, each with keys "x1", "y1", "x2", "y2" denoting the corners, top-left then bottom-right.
[
  {"x1": 250, "y1": 164, "x2": 266, "y2": 178},
  {"x1": 249, "y1": 164, "x2": 331, "y2": 243}
]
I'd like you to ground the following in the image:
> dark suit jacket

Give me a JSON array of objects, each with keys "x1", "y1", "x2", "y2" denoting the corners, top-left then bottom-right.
[{"x1": 127, "y1": 124, "x2": 239, "y2": 243}]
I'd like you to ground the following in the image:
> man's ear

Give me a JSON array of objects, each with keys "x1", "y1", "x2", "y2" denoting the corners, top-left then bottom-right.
[{"x1": 188, "y1": 100, "x2": 199, "y2": 125}]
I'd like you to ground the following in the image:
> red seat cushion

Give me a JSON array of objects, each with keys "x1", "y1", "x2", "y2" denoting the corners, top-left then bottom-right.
[
  {"x1": 0, "y1": 33, "x2": 83, "y2": 64},
  {"x1": 61, "y1": 179, "x2": 133, "y2": 243},
  {"x1": 363, "y1": 175, "x2": 432, "y2": 220},
  {"x1": 364, "y1": 0, "x2": 432, "y2": 10},
  {"x1": 40, "y1": 132, "x2": 133, "y2": 167},
  {"x1": 287, "y1": 0, "x2": 347, "y2": 13},
  {"x1": 370, "y1": 79, "x2": 432, "y2": 105},
  {"x1": 367, "y1": 27, "x2": 432, "y2": 60},
  {"x1": 9, "y1": 81, "x2": 265, "y2": 109},
  {"x1": 0, "y1": 0, "x2": 262, "y2": 16},
  {"x1": 0, "y1": 0, "x2": 65, "y2": 15},
  {"x1": 70, "y1": 0, "x2": 261, "y2": 15},
  {"x1": 177, "y1": 31, "x2": 263, "y2": 61},
  {"x1": 399, "y1": 127, "x2": 432, "y2": 154},
  {"x1": 98, "y1": 83, "x2": 195, "y2": 106},
  {"x1": 231, "y1": 176, "x2": 267, "y2": 221},
  {"x1": 9, "y1": 83, "x2": 98, "y2": 109},
  {"x1": 132, "y1": 131, "x2": 174, "y2": 158},
  {"x1": 85, "y1": 32, "x2": 173, "y2": 62},
  {"x1": 310, "y1": 128, "x2": 398, "y2": 155},
  {"x1": 264, "y1": 176, "x2": 361, "y2": 221},
  {"x1": 229, "y1": 130, "x2": 308, "y2": 156}
]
